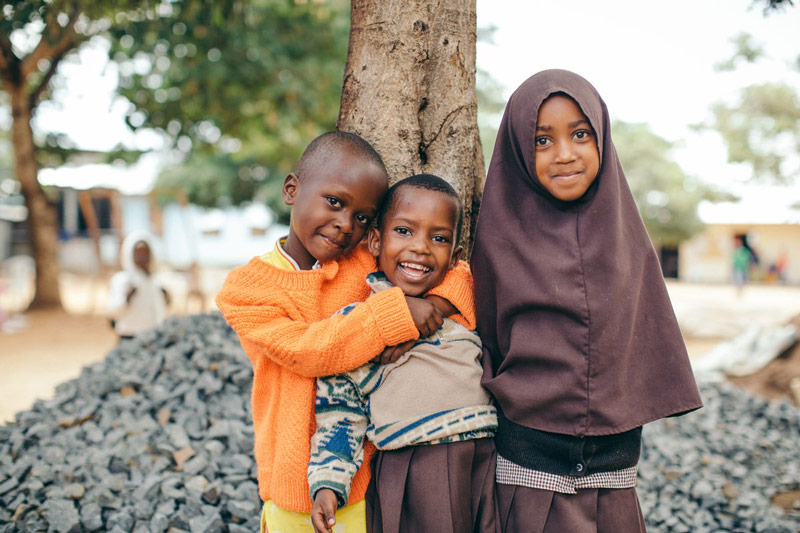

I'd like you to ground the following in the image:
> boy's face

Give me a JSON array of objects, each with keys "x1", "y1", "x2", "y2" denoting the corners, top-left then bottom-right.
[
  {"x1": 132, "y1": 241, "x2": 151, "y2": 272},
  {"x1": 282, "y1": 148, "x2": 387, "y2": 269},
  {"x1": 368, "y1": 187, "x2": 462, "y2": 297},
  {"x1": 534, "y1": 94, "x2": 600, "y2": 202}
]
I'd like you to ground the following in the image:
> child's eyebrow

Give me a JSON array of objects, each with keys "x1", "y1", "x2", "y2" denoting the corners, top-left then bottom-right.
[
  {"x1": 392, "y1": 217, "x2": 454, "y2": 233},
  {"x1": 535, "y1": 119, "x2": 590, "y2": 132},
  {"x1": 430, "y1": 225, "x2": 455, "y2": 233}
]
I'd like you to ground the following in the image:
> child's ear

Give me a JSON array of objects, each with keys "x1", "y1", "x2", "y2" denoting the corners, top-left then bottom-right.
[
  {"x1": 367, "y1": 226, "x2": 382, "y2": 258},
  {"x1": 282, "y1": 173, "x2": 299, "y2": 206},
  {"x1": 450, "y1": 245, "x2": 463, "y2": 268}
]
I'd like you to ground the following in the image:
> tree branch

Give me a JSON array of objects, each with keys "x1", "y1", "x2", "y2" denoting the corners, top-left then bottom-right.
[
  {"x1": 20, "y1": 10, "x2": 80, "y2": 81},
  {"x1": 28, "y1": 45, "x2": 72, "y2": 108},
  {"x1": 0, "y1": 31, "x2": 19, "y2": 86}
]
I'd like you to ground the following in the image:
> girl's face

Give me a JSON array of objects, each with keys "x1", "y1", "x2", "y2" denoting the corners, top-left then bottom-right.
[{"x1": 534, "y1": 94, "x2": 600, "y2": 202}]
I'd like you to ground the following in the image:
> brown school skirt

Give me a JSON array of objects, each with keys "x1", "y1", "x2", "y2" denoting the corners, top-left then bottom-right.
[
  {"x1": 497, "y1": 483, "x2": 646, "y2": 533},
  {"x1": 365, "y1": 438, "x2": 499, "y2": 533}
]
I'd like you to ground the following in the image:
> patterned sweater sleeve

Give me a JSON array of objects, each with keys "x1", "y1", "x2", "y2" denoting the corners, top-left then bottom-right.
[{"x1": 308, "y1": 370, "x2": 369, "y2": 508}]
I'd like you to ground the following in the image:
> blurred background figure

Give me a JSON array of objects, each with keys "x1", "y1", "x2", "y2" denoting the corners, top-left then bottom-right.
[
  {"x1": 106, "y1": 231, "x2": 169, "y2": 339},
  {"x1": 732, "y1": 234, "x2": 759, "y2": 295},
  {"x1": 775, "y1": 249, "x2": 789, "y2": 284}
]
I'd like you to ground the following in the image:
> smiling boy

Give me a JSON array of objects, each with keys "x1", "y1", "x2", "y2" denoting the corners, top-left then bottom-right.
[{"x1": 215, "y1": 134, "x2": 475, "y2": 532}]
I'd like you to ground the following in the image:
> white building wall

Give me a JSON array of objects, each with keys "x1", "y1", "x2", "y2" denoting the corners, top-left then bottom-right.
[
  {"x1": 679, "y1": 224, "x2": 800, "y2": 284},
  {"x1": 161, "y1": 203, "x2": 288, "y2": 268}
]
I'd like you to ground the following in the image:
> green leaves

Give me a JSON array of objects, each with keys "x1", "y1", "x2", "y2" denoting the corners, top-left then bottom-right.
[
  {"x1": 109, "y1": 0, "x2": 350, "y2": 206},
  {"x1": 704, "y1": 32, "x2": 800, "y2": 183},
  {"x1": 613, "y1": 121, "x2": 731, "y2": 246},
  {"x1": 714, "y1": 33, "x2": 765, "y2": 71},
  {"x1": 707, "y1": 83, "x2": 800, "y2": 181}
]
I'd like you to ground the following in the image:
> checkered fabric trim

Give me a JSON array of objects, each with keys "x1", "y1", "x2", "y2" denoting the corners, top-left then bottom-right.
[{"x1": 496, "y1": 454, "x2": 638, "y2": 495}]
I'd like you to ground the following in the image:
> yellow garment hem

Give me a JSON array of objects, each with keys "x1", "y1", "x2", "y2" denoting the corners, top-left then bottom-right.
[{"x1": 261, "y1": 499, "x2": 366, "y2": 533}]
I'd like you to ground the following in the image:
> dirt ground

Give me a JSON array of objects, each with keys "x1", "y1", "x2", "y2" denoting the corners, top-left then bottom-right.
[
  {"x1": 0, "y1": 309, "x2": 118, "y2": 423},
  {"x1": 1, "y1": 274, "x2": 799, "y2": 424},
  {"x1": 727, "y1": 314, "x2": 800, "y2": 406},
  {"x1": 0, "y1": 269, "x2": 227, "y2": 424}
]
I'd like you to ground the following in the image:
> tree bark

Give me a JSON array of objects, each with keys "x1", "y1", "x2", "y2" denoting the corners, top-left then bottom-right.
[
  {"x1": 338, "y1": 0, "x2": 484, "y2": 250},
  {"x1": 10, "y1": 87, "x2": 62, "y2": 309}
]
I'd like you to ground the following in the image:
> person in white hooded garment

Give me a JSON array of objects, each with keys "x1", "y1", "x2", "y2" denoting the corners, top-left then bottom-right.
[{"x1": 107, "y1": 231, "x2": 169, "y2": 338}]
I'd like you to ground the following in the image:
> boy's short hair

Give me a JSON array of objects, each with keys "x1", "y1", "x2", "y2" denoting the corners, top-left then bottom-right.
[
  {"x1": 296, "y1": 131, "x2": 388, "y2": 181},
  {"x1": 377, "y1": 174, "x2": 464, "y2": 243}
]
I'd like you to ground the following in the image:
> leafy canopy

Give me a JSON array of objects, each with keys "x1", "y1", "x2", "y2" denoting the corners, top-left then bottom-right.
[
  {"x1": 702, "y1": 32, "x2": 800, "y2": 183},
  {"x1": 613, "y1": 121, "x2": 731, "y2": 246},
  {"x1": 108, "y1": 0, "x2": 350, "y2": 217}
]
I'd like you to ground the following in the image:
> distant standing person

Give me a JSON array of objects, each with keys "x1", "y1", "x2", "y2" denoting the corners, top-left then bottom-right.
[
  {"x1": 775, "y1": 249, "x2": 789, "y2": 284},
  {"x1": 732, "y1": 235, "x2": 752, "y2": 293},
  {"x1": 107, "y1": 231, "x2": 169, "y2": 339}
]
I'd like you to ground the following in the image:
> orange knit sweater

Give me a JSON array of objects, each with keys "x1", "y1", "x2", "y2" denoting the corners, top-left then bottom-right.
[{"x1": 215, "y1": 244, "x2": 475, "y2": 513}]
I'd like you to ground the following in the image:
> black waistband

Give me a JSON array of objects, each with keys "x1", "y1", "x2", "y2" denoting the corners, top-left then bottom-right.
[{"x1": 494, "y1": 409, "x2": 641, "y2": 477}]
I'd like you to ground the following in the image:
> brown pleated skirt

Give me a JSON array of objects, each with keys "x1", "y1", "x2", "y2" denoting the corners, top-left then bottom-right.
[
  {"x1": 365, "y1": 438, "x2": 499, "y2": 533},
  {"x1": 496, "y1": 483, "x2": 646, "y2": 533}
]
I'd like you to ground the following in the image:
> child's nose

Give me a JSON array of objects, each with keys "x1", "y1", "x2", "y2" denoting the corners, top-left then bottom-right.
[
  {"x1": 554, "y1": 141, "x2": 576, "y2": 163},
  {"x1": 409, "y1": 235, "x2": 429, "y2": 254},
  {"x1": 334, "y1": 213, "x2": 353, "y2": 234}
]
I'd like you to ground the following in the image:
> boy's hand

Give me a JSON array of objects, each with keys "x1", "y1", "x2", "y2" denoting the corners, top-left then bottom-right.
[
  {"x1": 373, "y1": 339, "x2": 415, "y2": 365},
  {"x1": 424, "y1": 294, "x2": 457, "y2": 318},
  {"x1": 311, "y1": 489, "x2": 338, "y2": 533},
  {"x1": 405, "y1": 295, "x2": 443, "y2": 337}
]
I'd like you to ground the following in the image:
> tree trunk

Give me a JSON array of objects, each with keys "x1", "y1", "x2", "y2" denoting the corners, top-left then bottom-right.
[
  {"x1": 338, "y1": 0, "x2": 484, "y2": 250},
  {"x1": 10, "y1": 87, "x2": 62, "y2": 309}
]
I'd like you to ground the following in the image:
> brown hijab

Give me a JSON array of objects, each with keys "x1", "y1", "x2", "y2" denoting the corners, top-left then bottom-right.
[{"x1": 471, "y1": 69, "x2": 702, "y2": 437}]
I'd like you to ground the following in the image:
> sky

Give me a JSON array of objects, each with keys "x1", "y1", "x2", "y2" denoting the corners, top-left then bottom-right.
[
  {"x1": 475, "y1": 0, "x2": 800, "y2": 203},
  {"x1": 11, "y1": 1, "x2": 800, "y2": 203}
]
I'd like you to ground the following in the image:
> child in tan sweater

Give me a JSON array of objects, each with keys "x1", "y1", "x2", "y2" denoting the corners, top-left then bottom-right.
[{"x1": 310, "y1": 175, "x2": 498, "y2": 533}]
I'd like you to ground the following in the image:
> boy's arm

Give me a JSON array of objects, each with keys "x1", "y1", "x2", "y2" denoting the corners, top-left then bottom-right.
[
  {"x1": 308, "y1": 372, "x2": 369, "y2": 508},
  {"x1": 425, "y1": 260, "x2": 475, "y2": 330},
  {"x1": 216, "y1": 261, "x2": 420, "y2": 377},
  {"x1": 223, "y1": 290, "x2": 418, "y2": 378}
]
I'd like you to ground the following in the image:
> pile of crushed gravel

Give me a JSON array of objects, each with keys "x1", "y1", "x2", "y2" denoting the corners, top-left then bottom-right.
[
  {"x1": 639, "y1": 380, "x2": 799, "y2": 532},
  {"x1": 0, "y1": 314, "x2": 259, "y2": 533},
  {"x1": 1, "y1": 313, "x2": 798, "y2": 532}
]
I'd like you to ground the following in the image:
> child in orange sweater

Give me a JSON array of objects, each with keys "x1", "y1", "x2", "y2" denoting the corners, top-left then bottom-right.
[{"x1": 215, "y1": 132, "x2": 475, "y2": 533}]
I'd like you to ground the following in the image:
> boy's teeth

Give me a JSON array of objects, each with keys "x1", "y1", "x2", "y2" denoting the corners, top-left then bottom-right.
[{"x1": 400, "y1": 262, "x2": 431, "y2": 273}]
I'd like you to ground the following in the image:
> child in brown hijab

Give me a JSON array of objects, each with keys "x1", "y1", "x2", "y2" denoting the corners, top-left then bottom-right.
[{"x1": 471, "y1": 69, "x2": 702, "y2": 532}]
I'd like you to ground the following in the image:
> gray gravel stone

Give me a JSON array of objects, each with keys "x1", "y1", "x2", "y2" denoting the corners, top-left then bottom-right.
[
  {"x1": 189, "y1": 511, "x2": 224, "y2": 533},
  {"x1": 150, "y1": 512, "x2": 170, "y2": 533},
  {"x1": 106, "y1": 509, "x2": 136, "y2": 532},
  {"x1": 226, "y1": 499, "x2": 258, "y2": 519},
  {"x1": 44, "y1": 498, "x2": 80, "y2": 532},
  {"x1": 80, "y1": 501, "x2": 104, "y2": 531}
]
